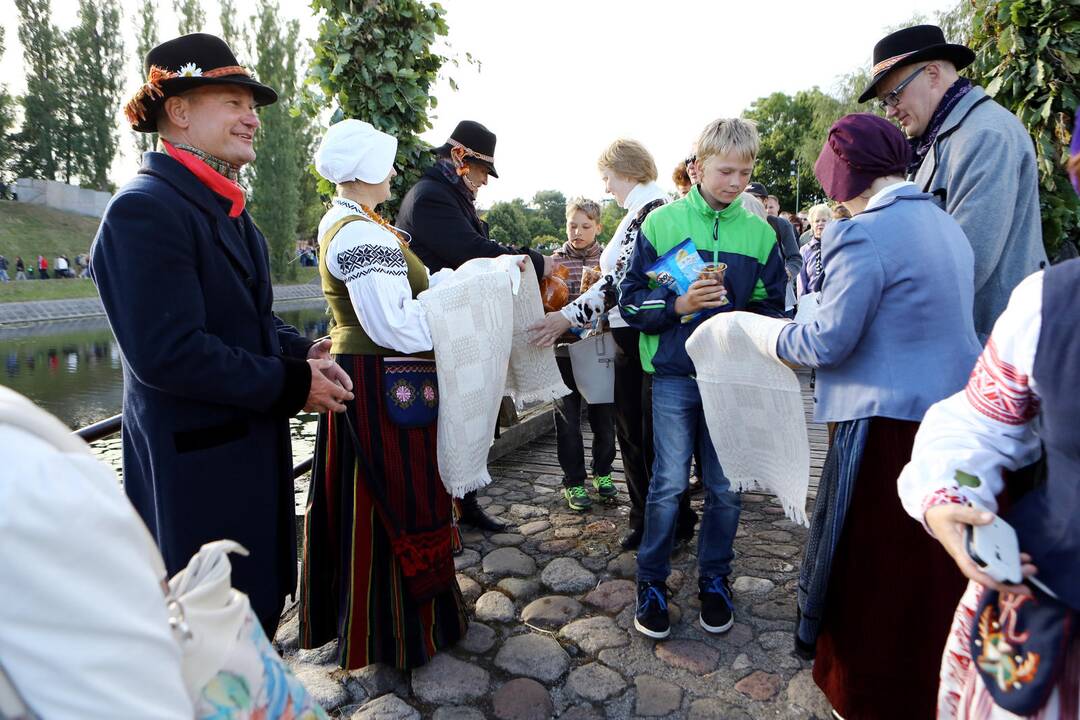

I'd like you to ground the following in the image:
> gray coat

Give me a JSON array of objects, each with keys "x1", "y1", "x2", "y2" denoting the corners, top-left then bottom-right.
[{"x1": 912, "y1": 85, "x2": 1047, "y2": 340}]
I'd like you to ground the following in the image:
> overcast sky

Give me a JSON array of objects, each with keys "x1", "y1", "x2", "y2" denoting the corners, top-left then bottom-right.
[{"x1": 1, "y1": 0, "x2": 960, "y2": 204}]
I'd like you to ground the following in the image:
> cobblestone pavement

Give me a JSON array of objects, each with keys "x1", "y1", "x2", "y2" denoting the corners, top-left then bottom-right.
[{"x1": 275, "y1": 398, "x2": 834, "y2": 719}]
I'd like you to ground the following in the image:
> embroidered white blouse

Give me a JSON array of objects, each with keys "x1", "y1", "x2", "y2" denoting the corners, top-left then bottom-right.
[
  {"x1": 897, "y1": 271, "x2": 1044, "y2": 525},
  {"x1": 318, "y1": 198, "x2": 448, "y2": 355}
]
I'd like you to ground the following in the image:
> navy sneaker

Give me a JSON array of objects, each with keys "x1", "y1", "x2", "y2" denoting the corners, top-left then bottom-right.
[
  {"x1": 634, "y1": 580, "x2": 671, "y2": 639},
  {"x1": 698, "y1": 575, "x2": 734, "y2": 634}
]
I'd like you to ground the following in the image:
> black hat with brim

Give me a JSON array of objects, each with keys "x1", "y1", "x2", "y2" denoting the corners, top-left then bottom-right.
[
  {"x1": 433, "y1": 120, "x2": 499, "y2": 178},
  {"x1": 125, "y1": 33, "x2": 278, "y2": 133},
  {"x1": 858, "y1": 25, "x2": 975, "y2": 103}
]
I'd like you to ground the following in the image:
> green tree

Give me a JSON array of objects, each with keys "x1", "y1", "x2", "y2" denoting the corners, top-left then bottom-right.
[
  {"x1": 596, "y1": 199, "x2": 627, "y2": 246},
  {"x1": 173, "y1": 0, "x2": 205, "y2": 35},
  {"x1": 742, "y1": 90, "x2": 825, "y2": 212},
  {"x1": 13, "y1": 0, "x2": 59, "y2": 180},
  {"x1": 247, "y1": 0, "x2": 303, "y2": 281},
  {"x1": 967, "y1": 0, "x2": 1079, "y2": 257},
  {"x1": 531, "y1": 189, "x2": 567, "y2": 233},
  {"x1": 484, "y1": 199, "x2": 532, "y2": 247},
  {"x1": 70, "y1": 0, "x2": 125, "y2": 191},
  {"x1": 218, "y1": 0, "x2": 244, "y2": 58},
  {"x1": 54, "y1": 36, "x2": 81, "y2": 184},
  {"x1": 0, "y1": 28, "x2": 18, "y2": 182},
  {"x1": 308, "y1": 0, "x2": 449, "y2": 217},
  {"x1": 132, "y1": 0, "x2": 159, "y2": 161}
]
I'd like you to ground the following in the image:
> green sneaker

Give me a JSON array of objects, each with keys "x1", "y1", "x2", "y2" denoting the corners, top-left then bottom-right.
[
  {"x1": 593, "y1": 474, "x2": 618, "y2": 500},
  {"x1": 564, "y1": 485, "x2": 593, "y2": 512}
]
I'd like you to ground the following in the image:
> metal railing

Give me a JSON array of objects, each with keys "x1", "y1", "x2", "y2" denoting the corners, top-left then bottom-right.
[{"x1": 76, "y1": 413, "x2": 315, "y2": 479}]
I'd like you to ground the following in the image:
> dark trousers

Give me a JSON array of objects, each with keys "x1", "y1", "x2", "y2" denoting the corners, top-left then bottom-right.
[
  {"x1": 612, "y1": 327, "x2": 694, "y2": 529},
  {"x1": 554, "y1": 355, "x2": 616, "y2": 488}
]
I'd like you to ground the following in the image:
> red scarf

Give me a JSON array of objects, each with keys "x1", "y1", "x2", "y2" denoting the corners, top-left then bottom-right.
[{"x1": 161, "y1": 140, "x2": 246, "y2": 218}]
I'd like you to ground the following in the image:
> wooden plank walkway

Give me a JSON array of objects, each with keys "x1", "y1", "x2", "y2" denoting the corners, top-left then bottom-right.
[{"x1": 490, "y1": 369, "x2": 827, "y2": 498}]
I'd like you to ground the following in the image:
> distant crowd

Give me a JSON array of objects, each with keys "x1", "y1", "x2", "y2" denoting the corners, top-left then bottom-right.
[{"x1": 0, "y1": 253, "x2": 89, "y2": 282}]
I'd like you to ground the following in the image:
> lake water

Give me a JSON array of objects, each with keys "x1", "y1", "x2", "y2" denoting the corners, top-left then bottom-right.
[{"x1": 1, "y1": 304, "x2": 328, "y2": 486}]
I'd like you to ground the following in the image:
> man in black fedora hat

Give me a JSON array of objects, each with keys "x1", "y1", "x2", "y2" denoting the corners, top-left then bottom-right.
[
  {"x1": 396, "y1": 120, "x2": 554, "y2": 533},
  {"x1": 91, "y1": 33, "x2": 354, "y2": 635},
  {"x1": 860, "y1": 24, "x2": 1046, "y2": 341}
]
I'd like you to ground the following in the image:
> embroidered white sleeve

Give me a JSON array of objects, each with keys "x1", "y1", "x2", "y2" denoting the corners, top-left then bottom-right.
[
  {"x1": 327, "y1": 222, "x2": 433, "y2": 354},
  {"x1": 898, "y1": 272, "x2": 1044, "y2": 524}
]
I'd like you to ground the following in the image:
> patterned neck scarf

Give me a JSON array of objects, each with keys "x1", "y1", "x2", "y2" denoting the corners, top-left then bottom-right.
[
  {"x1": 434, "y1": 158, "x2": 477, "y2": 204},
  {"x1": 169, "y1": 142, "x2": 242, "y2": 184},
  {"x1": 908, "y1": 78, "x2": 973, "y2": 176}
]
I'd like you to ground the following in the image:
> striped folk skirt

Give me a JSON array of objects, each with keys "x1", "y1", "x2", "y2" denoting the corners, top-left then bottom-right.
[{"x1": 298, "y1": 354, "x2": 467, "y2": 671}]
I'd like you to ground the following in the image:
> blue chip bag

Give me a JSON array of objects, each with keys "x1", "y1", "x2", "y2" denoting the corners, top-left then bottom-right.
[{"x1": 646, "y1": 238, "x2": 706, "y2": 323}]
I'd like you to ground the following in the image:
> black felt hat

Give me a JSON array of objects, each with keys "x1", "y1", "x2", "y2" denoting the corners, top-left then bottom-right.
[
  {"x1": 745, "y1": 182, "x2": 768, "y2": 198},
  {"x1": 858, "y1": 25, "x2": 975, "y2": 103},
  {"x1": 434, "y1": 120, "x2": 499, "y2": 177},
  {"x1": 124, "y1": 33, "x2": 278, "y2": 133}
]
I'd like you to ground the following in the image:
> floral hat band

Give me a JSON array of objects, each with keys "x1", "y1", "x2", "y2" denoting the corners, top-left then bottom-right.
[
  {"x1": 126, "y1": 33, "x2": 278, "y2": 133},
  {"x1": 448, "y1": 138, "x2": 495, "y2": 164},
  {"x1": 123, "y1": 64, "x2": 255, "y2": 127}
]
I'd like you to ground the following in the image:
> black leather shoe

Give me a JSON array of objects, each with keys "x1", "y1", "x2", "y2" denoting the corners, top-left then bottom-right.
[
  {"x1": 458, "y1": 491, "x2": 509, "y2": 533},
  {"x1": 619, "y1": 524, "x2": 643, "y2": 550}
]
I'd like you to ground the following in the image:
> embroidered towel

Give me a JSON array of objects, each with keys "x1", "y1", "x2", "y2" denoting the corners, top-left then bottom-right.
[
  {"x1": 418, "y1": 260, "x2": 515, "y2": 498},
  {"x1": 502, "y1": 257, "x2": 571, "y2": 408},
  {"x1": 686, "y1": 312, "x2": 810, "y2": 525}
]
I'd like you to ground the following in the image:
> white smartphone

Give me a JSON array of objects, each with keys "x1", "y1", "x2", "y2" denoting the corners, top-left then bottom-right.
[{"x1": 965, "y1": 514, "x2": 1023, "y2": 585}]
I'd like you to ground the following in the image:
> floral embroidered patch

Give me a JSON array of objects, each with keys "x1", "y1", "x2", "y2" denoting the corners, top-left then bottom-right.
[
  {"x1": 390, "y1": 379, "x2": 416, "y2": 409},
  {"x1": 421, "y1": 381, "x2": 438, "y2": 407}
]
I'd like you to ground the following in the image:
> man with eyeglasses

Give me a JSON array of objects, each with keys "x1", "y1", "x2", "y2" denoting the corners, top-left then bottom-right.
[{"x1": 860, "y1": 24, "x2": 1046, "y2": 342}]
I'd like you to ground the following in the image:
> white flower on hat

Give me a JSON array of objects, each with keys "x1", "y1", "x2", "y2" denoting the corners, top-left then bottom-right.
[{"x1": 177, "y1": 62, "x2": 203, "y2": 78}]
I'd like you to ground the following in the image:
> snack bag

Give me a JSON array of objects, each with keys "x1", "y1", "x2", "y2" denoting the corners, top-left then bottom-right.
[{"x1": 646, "y1": 238, "x2": 706, "y2": 323}]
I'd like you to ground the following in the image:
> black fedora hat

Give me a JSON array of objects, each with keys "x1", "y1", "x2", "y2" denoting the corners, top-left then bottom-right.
[
  {"x1": 858, "y1": 25, "x2": 975, "y2": 103},
  {"x1": 124, "y1": 33, "x2": 278, "y2": 133},
  {"x1": 434, "y1": 120, "x2": 499, "y2": 177}
]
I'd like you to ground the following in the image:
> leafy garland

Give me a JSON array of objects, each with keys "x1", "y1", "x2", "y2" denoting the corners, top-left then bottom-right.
[
  {"x1": 969, "y1": 0, "x2": 1080, "y2": 257},
  {"x1": 308, "y1": 0, "x2": 450, "y2": 218}
]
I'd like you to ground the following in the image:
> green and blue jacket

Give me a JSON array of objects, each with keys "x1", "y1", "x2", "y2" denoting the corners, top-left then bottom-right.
[{"x1": 618, "y1": 186, "x2": 787, "y2": 376}]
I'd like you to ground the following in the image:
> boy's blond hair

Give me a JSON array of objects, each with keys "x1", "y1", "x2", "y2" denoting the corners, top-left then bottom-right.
[
  {"x1": 596, "y1": 139, "x2": 658, "y2": 184},
  {"x1": 565, "y1": 197, "x2": 602, "y2": 221},
  {"x1": 696, "y1": 118, "x2": 759, "y2": 164}
]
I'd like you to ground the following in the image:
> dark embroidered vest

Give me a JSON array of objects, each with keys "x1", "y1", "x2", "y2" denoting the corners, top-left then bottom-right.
[
  {"x1": 319, "y1": 215, "x2": 432, "y2": 357},
  {"x1": 1014, "y1": 258, "x2": 1080, "y2": 609}
]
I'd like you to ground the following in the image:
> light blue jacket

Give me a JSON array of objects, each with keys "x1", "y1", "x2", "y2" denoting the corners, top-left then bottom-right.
[{"x1": 776, "y1": 184, "x2": 981, "y2": 423}]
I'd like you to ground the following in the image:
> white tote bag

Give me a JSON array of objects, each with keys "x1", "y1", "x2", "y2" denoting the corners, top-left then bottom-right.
[{"x1": 568, "y1": 331, "x2": 616, "y2": 404}]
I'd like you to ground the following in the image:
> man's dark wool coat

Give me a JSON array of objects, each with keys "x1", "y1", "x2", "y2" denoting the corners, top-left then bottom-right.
[
  {"x1": 395, "y1": 164, "x2": 545, "y2": 278},
  {"x1": 90, "y1": 151, "x2": 313, "y2": 633}
]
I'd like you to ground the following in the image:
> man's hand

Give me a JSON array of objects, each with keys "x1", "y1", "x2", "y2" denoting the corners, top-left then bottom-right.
[
  {"x1": 542, "y1": 254, "x2": 555, "y2": 278},
  {"x1": 517, "y1": 256, "x2": 529, "y2": 272},
  {"x1": 304, "y1": 358, "x2": 354, "y2": 413},
  {"x1": 527, "y1": 311, "x2": 572, "y2": 347},
  {"x1": 924, "y1": 504, "x2": 1038, "y2": 596},
  {"x1": 674, "y1": 278, "x2": 728, "y2": 315},
  {"x1": 307, "y1": 337, "x2": 333, "y2": 361}
]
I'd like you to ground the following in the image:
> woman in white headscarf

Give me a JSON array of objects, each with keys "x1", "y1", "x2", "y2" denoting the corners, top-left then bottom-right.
[{"x1": 298, "y1": 119, "x2": 467, "y2": 672}]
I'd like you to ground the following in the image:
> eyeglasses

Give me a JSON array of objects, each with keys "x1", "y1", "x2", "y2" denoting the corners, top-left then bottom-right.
[
  {"x1": 878, "y1": 65, "x2": 926, "y2": 110},
  {"x1": 684, "y1": 154, "x2": 697, "y2": 166}
]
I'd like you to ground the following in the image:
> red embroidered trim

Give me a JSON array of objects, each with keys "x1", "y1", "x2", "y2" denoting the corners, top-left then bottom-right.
[
  {"x1": 921, "y1": 487, "x2": 967, "y2": 534},
  {"x1": 202, "y1": 65, "x2": 250, "y2": 79},
  {"x1": 161, "y1": 140, "x2": 246, "y2": 218},
  {"x1": 964, "y1": 338, "x2": 1039, "y2": 426}
]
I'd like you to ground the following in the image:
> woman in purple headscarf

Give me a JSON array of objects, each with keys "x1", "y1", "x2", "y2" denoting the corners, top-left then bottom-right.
[{"x1": 775, "y1": 113, "x2": 983, "y2": 719}]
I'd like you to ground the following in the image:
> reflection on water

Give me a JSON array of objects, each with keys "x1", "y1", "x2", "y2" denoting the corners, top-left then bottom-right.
[{"x1": 0, "y1": 304, "x2": 330, "y2": 429}]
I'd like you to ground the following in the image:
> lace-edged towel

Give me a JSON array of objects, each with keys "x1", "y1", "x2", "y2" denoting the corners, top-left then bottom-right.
[
  {"x1": 503, "y1": 258, "x2": 571, "y2": 408},
  {"x1": 686, "y1": 313, "x2": 809, "y2": 526}
]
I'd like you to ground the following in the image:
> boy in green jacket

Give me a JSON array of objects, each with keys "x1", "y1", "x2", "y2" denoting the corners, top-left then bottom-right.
[{"x1": 619, "y1": 118, "x2": 787, "y2": 639}]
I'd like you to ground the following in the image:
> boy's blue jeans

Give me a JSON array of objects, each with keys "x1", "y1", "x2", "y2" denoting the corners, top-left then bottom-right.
[{"x1": 636, "y1": 374, "x2": 741, "y2": 583}]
